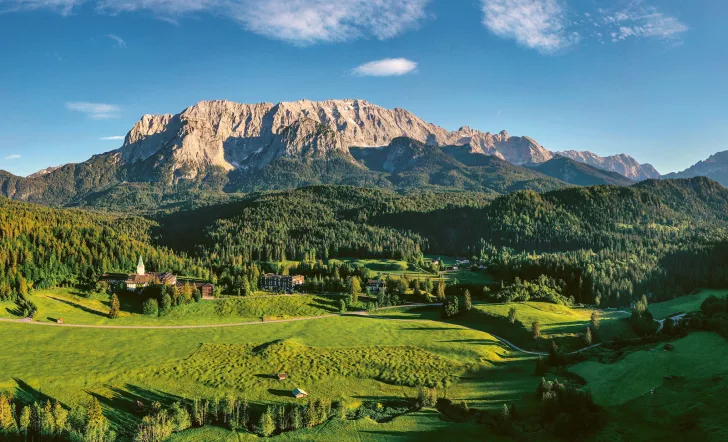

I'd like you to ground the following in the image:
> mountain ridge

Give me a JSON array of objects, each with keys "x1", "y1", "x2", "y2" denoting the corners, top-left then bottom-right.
[{"x1": 0, "y1": 98, "x2": 663, "y2": 207}]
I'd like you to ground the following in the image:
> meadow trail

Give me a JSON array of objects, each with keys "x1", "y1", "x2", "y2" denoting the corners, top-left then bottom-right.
[{"x1": 0, "y1": 302, "x2": 617, "y2": 356}]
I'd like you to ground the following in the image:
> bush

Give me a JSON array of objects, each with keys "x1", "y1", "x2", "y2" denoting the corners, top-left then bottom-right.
[{"x1": 143, "y1": 298, "x2": 159, "y2": 317}]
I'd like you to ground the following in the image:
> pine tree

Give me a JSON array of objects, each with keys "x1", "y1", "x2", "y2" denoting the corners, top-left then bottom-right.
[
  {"x1": 584, "y1": 327, "x2": 593, "y2": 346},
  {"x1": 108, "y1": 294, "x2": 121, "y2": 319},
  {"x1": 590, "y1": 311, "x2": 600, "y2": 330},
  {"x1": 508, "y1": 307, "x2": 517, "y2": 324},
  {"x1": 462, "y1": 290, "x2": 472, "y2": 312},
  {"x1": 532, "y1": 321, "x2": 541, "y2": 339}
]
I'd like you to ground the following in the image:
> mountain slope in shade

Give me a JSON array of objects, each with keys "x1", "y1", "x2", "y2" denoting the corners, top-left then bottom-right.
[
  {"x1": 350, "y1": 137, "x2": 566, "y2": 193},
  {"x1": 557, "y1": 150, "x2": 659, "y2": 181},
  {"x1": 662, "y1": 150, "x2": 728, "y2": 187},
  {"x1": 529, "y1": 157, "x2": 634, "y2": 186}
]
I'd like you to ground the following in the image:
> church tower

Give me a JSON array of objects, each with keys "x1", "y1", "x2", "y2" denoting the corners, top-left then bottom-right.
[{"x1": 136, "y1": 255, "x2": 145, "y2": 275}]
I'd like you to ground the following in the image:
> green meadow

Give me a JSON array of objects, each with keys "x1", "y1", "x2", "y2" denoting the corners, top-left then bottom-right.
[
  {"x1": 332, "y1": 257, "x2": 494, "y2": 286},
  {"x1": 0, "y1": 288, "x2": 342, "y2": 325},
  {"x1": 1, "y1": 288, "x2": 725, "y2": 440},
  {"x1": 648, "y1": 289, "x2": 724, "y2": 319},
  {"x1": 373, "y1": 301, "x2": 634, "y2": 352}
]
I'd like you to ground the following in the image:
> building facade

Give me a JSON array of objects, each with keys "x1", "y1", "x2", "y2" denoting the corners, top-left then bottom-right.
[{"x1": 259, "y1": 274, "x2": 305, "y2": 292}]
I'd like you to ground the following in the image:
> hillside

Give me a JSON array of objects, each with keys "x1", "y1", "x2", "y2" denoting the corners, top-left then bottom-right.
[
  {"x1": 529, "y1": 157, "x2": 635, "y2": 186},
  {"x1": 663, "y1": 150, "x2": 728, "y2": 187},
  {"x1": 0, "y1": 196, "x2": 200, "y2": 300}
]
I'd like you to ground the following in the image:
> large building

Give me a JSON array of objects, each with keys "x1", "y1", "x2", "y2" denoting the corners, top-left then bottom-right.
[
  {"x1": 259, "y1": 274, "x2": 305, "y2": 292},
  {"x1": 100, "y1": 256, "x2": 214, "y2": 297}
]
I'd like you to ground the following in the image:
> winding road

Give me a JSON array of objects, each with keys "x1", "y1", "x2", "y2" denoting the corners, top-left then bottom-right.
[{"x1": 0, "y1": 302, "x2": 616, "y2": 355}]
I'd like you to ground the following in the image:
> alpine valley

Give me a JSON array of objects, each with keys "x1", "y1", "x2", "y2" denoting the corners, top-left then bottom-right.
[{"x1": 0, "y1": 99, "x2": 661, "y2": 210}]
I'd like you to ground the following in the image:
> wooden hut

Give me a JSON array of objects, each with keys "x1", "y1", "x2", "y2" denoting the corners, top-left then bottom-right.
[{"x1": 292, "y1": 388, "x2": 308, "y2": 399}]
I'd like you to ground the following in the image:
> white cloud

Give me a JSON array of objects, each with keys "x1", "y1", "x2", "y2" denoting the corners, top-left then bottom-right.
[
  {"x1": 598, "y1": 3, "x2": 688, "y2": 43},
  {"x1": 352, "y1": 58, "x2": 417, "y2": 77},
  {"x1": 0, "y1": 0, "x2": 82, "y2": 15},
  {"x1": 480, "y1": 0, "x2": 577, "y2": 54},
  {"x1": 100, "y1": 135, "x2": 125, "y2": 141},
  {"x1": 107, "y1": 34, "x2": 126, "y2": 48},
  {"x1": 66, "y1": 102, "x2": 121, "y2": 119},
  {"x1": 1, "y1": 0, "x2": 430, "y2": 45},
  {"x1": 4, "y1": 154, "x2": 21, "y2": 160}
]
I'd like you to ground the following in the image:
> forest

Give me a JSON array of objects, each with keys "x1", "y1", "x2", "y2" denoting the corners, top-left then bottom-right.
[{"x1": 3, "y1": 177, "x2": 728, "y2": 310}]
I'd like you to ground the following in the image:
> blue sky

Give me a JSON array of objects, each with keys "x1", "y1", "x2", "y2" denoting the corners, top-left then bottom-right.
[{"x1": 0, "y1": 0, "x2": 725, "y2": 176}]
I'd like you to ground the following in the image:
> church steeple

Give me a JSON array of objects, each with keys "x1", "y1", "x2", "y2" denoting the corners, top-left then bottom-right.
[{"x1": 136, "y1": 255, "x2": 145, "y2": 275}]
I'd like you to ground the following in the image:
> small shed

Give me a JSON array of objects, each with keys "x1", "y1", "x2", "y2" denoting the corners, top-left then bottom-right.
[
  {"x1": 57, "y1": 318, "x2": 64, "y2": 324},
  {"x1": 664, "y1": 343, "x2": 674, "y2": 351},
  {"x1": 292, "y1": 388, "x2": 308, "y2": 399},
  {"x1": 277, "y1": 373, "x2": 289, "y2": 380}
]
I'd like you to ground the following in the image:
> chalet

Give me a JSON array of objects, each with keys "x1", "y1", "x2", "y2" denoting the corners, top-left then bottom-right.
[
  {"x1": 292, "y1": 388, "x2": 308, "y2": 399},
  {"x1": 366, "y1": 279, "x2": 386, "y2": 293},
  {"x1": 259, "y1": 274, "x2": 305, "y2": 292}
]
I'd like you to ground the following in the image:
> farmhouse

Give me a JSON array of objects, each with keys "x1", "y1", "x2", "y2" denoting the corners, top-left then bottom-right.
[
  {"x1": 259, "y1": 274, "x2": 305, "y2": 292},
  {"x1": 366, "y1": 279, "x2": 386, "y2": 293}
]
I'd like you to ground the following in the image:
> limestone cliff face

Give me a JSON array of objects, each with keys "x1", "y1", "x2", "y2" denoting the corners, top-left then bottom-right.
[
  {"x1": 557, "y1": 150, "x2": 660, "y2": 181},
  {"x1": 117, "y1": 99, "x2": 560, "y2": 176}
]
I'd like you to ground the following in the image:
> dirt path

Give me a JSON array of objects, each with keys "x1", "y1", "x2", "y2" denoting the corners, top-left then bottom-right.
[{"x1": 0, "y1": 302, "x2": 608, "y2": 355}]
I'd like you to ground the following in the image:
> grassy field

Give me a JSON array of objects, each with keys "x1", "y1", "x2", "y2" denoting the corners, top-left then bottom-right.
[
  {"x1": 0, "y1": 312, "x2": 544, "y2": 440},
  {"x1": 648, "y1": 289, "x2": 725, "y2": 319},
  {"x1": 572, "y1": 332, "x2": 728, "y2": 441},
  {"x1": 0, "y1": 289, "x2": 342, "y2": 326},
  {"x1": 572, "y1": 332, "x2": 728, "y2": 407},
  {"x1": 374, "y1": 302, "x2": 634, "y2": 352},
  {"x1": 333, "y1": 257, "x2": 494, "y2": 286}
]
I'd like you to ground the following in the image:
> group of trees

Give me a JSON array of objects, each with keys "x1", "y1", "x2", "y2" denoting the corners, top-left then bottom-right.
[
  {"x1": 536, "y1": 378, "x2": 603, "y2": 437},
  {"x1": 441, "y1": 290, "x2": 472, "y2": 318},
  {"x1": 133, "y1": 395, "x2": 337, "y2": 440},
  {"x1": 0, "y1": 394, "x2": 115, "y2": 442}
]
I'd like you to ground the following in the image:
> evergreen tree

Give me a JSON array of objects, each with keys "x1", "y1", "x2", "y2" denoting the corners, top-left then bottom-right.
[
  {"x1": 109, "y1": 294, "x2": 121, "y2": 319},
  {"x1": 508, "y1": 307, "x2": 517, "y2": 324},
  {"x1": 462, "y1": 289, "x2": 472, "y2": 312},
  {"x1": 259, "y1": 407, "x2": 275, "y2": 437},
  {"x1": 532, "y1": 321, "x2": 541, "y2": 339}
]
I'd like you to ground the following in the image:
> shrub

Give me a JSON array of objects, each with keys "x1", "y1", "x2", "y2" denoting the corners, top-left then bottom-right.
[{"x1": 143, "y1": 298, "x2": 159, "y2": 317}]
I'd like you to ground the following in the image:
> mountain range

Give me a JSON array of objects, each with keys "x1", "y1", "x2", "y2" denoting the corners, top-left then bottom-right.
[{"x1": 0, "y1": 98, "x2": 676, "y2": 208}]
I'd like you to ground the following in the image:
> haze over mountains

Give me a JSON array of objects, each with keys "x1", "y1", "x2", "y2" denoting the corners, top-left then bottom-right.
[{"x1": 0, "y1": 98, "x2": 700, "y2": 208}]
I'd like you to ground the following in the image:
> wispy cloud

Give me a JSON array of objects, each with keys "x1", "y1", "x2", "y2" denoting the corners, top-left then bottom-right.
[
  {"x1": 1, "y1": 0, "x2": 431, "y2": 45},
  {"x1": 4, "y1": 154, "x2": 21, "y2": 160},
  {"x1": 107, "y1": 34, "x2": 126, "y2": 48},
  {"x1": 100, "y1": 135, "x2": 125, "y2": 141},
  {"x1": 480, "y1": 0, "x2": 578, "y2": 54},
  {"x1": 66, "y1": 102, "x2": 121, "y2": 119},
  {"x1": 481, "y1": 0, "x2": 688, "y2": 54},
  {"x1": 353, "y1": 58, "x2": 418, "y2": 77},
  {"x1": 0, "y1": 0, "x2": 82, "y2": 15},
  {"x1": 598, "y1": 2, "x2": 688, "y2": 43}
]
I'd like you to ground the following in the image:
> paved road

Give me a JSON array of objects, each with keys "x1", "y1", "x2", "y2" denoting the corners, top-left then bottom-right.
[{"x1": 0, "y1": 302, "x2": 611, "y2": 355}]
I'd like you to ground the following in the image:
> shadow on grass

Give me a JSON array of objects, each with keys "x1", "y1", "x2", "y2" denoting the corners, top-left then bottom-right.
[
  {"x1": 13, "y1": 378, "x2": 59, "y2": 406},
  {"x1": 47, "y1": 296, "x2": 107, "y2": 318},
  {"x1": 89, "y1": 385, "x2": 187, "y2": 436},
  {"x1": 268, "y1": 389, "x2": 294, "y2": 398}
]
